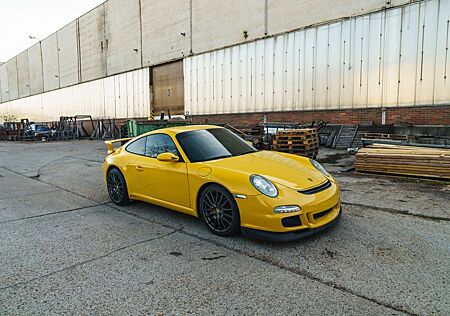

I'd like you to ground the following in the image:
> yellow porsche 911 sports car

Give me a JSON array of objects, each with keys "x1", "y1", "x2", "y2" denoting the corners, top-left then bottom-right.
[{"x1": 103, "y1": 125, "x2": 341, "y2": 242}]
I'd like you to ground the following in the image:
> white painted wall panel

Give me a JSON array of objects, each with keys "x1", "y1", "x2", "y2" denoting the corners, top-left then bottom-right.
[
  {"x1": 184, "y1": 0, "x2": 450, "y2": 116},
  {"x1": 415, "y1": 0, "x2": 439, "y2": 105},
  {"x1": 433, "y1": 0, "x2": 450, "y2": 104},
  {"x1": 105, "y1": 0, "x2": 141, "y2": 75},
  {"x1": 7, "y1": 58, "x2": 19, "y2": 100},
  {"x1": 328, "y1": 22, "x2": 342, "y2": 108},
  {"x1": 17, "y1": 51, "x2": 31, "y2": 98},
  {"x1": 27, "y1": 43, "x2": 44, "y2": 95},
  {"x1": 339, "y1": 19, "x2": 355, "y2": 109},
  {"x1": 304, "y1": 30, "x2": 316, "y2": 110},
  {"x1": 104, "y1": 76, "x2": 116, "y2": 117},
  {"x1": 0, "y1": 68, "x2": 150, "y2": 122},
  {"x1": 0, "y1": 63, "x2": 9, "y2": 102},
  {"x1": 57, "y1": 21, "x2": 80, "y2": 88},
  {"x1": 141, "y1": 0, "x2": 190, "y2": 66},
  {"x1": 382, "y1": 9, "x2": 402, "y2": 106},
  {"x1": 315, "y1": 25, "x2": 329, "y2": 110},
  {"x1": 352, "y1": 16, "x2": 370, "y2": 108},
  {"x1": 367, "y1": 12, "x2": 385, "y2": 107},
  {"x1": 79, "y1": 4, "x2": 106, "y2": 82},
  {"x1": 41, "y1": 33, "x2": 60, "y2": 91}
]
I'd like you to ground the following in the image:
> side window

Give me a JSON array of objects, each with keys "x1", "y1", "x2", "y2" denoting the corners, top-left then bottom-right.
[
  {"x1": 126, "y1": 137, "x2": 146, "y2": 155},
  {"x1": 145, "y1": 134, "x2": 179, "y2": 158}
]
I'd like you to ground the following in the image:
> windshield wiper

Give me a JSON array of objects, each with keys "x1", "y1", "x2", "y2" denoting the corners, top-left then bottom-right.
[
  {"x1": 237, "y1": 150, "x2": 256, "y2": 156},
  {"x1": 204, "y1": 154, "x2": 232, "y2": 161}
]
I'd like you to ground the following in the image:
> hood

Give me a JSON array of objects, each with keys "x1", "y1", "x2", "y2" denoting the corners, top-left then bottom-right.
[{"x1": 204, "y1": 151, "x2": 327, "y2": 190}]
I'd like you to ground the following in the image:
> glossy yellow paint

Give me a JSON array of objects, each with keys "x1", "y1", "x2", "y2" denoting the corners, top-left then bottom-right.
[{"x1": 102, "y1": 125, "x2": 341, "y2": 233}]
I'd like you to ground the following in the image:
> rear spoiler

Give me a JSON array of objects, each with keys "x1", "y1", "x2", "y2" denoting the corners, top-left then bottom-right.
[{"x1": 104, "y1": 137, "x2": 133, "y2": 155}]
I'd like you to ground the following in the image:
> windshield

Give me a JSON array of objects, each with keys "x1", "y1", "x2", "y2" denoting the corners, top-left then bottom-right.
[
  {"x1": 176, "y1": 128, "x2": 257, "y2": 162},
  {"x1": 35, "y1": 125, "x2": 49, "y2": 131}
]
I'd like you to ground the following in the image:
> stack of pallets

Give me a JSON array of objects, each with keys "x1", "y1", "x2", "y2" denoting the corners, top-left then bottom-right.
[
  {"x1": 355, "y1": 144, "x2": 450, "y2": 180},
  {"x1": 272, "y1": 128, "x2": 319, "y2": 158}
]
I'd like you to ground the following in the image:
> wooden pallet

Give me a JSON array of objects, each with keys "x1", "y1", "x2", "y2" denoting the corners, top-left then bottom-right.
[
  {"x1": 364, "y1": 133, "x2": 408, "y2": 141},
  {"x1": 273, "y1": 139, "x2": 318, "y2": 145},
  {"x1": 355, "y1": 144, "x2": 450, "y2": 180},
  {"x1": 272, "y1": 128, "x2": 319, "y2": 158}
]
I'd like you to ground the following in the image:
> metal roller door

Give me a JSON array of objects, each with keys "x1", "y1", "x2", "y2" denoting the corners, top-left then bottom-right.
[{"x1": 152, "y1": 60, "x2": 184, "y2": 116}]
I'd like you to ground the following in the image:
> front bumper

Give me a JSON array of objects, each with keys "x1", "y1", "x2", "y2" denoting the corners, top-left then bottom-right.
[
  {"x1": 235, "y1": 179, "x2": 341, "y2": 233},
  {"x1": 242, "y1": 207, "x2": 341, "y2": 242}
]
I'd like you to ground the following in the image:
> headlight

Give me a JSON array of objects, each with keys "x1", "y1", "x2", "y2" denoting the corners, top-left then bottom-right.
[
  {"x1": 309, "y1": 159, "x2": 330, "y2": 177},
  {"x1": 250, "y1": 175, "x2": 278, "y2": 198}
]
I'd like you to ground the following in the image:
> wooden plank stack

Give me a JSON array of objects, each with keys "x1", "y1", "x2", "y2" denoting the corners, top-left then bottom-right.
[
  {"x1": 272, "y1": 128, "x2": 319, "y2": 158},
  {"x1": 356, "y1": 144, "x2": 450, "y2": 180}
]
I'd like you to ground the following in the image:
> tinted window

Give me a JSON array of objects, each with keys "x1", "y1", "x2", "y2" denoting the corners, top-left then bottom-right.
[
  {"x1": 126, "y1": 137, "x2": 146, "y2": 155},
  {"x1": 145, "y1": 134, "x2": 179, "y2": 158},
  {"x1": 176, "y1": 128, "x2": 256, "y2": 163},
  {"x1": 35, "y1": 125, "x2": 49, "y2": 131}
]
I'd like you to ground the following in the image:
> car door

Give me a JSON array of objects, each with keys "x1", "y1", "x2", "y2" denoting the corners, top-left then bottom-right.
[
  {"x1": 133, "y1": 133, "x2": 190, "y2": 208},
  {"x1": 122, "y1": 136, "x2": 147, "y2": 195}
]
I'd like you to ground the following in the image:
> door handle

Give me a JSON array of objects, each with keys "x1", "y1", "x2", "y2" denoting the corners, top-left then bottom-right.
[{"x1": 136, "y1": 165, "x2": 144, "y2": 171}]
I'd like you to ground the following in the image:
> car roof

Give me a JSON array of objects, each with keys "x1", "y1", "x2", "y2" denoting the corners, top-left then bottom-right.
[{"x1": 145, "y1": 124, "x2": 222, "y2": 136}]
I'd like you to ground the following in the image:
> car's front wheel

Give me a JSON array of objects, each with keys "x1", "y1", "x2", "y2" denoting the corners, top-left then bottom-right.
[
  {"x1": 107, "y1": 168, "x2": 130, "y2": 206},
  {"x1": 199, "y1": 184, "x2": 240, "y2": 236}
]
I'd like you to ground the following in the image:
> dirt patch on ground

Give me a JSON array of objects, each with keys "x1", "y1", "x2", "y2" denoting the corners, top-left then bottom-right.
[{"x1": 317, "y1": 152, "x2": 348, "y2": 164}]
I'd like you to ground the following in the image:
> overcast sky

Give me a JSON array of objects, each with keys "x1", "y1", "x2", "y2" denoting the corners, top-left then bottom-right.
[{"x1": 0, "y1": 0, "x2": 105, "y2": 62}]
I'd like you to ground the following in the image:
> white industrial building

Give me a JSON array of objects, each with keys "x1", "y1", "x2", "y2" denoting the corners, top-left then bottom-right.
[{"x1": 0, "y1": 0, "x2": 449, "y2": 125}]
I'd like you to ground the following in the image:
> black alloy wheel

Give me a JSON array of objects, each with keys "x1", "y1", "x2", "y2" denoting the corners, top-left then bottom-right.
[
  {"x1": 199, "y1": 184, "x2": 240, "y2": 236},
  {"x1": 107, "y1": 168, "x2": 130, "y2": 206}
]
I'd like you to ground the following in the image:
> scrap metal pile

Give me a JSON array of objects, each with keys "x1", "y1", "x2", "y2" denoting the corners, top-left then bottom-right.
[
  {"x1": 0, "y1": 116, "x2": 126, "y2": 141},
  {"x1": 355, "y1": 144, "x2": 450, "y2": 180}
]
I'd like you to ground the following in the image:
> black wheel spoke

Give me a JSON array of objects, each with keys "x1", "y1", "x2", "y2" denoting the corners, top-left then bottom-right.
[
  {"x1": 221, "y1": 215, "x2": 231, "y2": 225},
  {"x1": 205, "y1": 194, "x2": 215, "y2": 207}
]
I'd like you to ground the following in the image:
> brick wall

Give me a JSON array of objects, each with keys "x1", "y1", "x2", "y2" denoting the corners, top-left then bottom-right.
[{"x1": 191, "y1": 105, "x2": 450, "y2": 126}]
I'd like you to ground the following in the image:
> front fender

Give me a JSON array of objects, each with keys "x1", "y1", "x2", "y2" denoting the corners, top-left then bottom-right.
[{"x1": 187, "y1": 164, "x2": 261, "y2": 213}]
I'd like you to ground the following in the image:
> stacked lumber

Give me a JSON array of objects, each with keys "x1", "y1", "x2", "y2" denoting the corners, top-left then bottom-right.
[
  {"x1": 356, "y1": 144, "x2": 450, "y2": 179},
  {"x1": 272, "y1": 128, "x2": 319, "y2": 158}
]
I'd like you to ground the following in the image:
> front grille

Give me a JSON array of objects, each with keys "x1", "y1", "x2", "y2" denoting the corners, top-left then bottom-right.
[
  {"x1": 298, "y1": 180, "x2": 331, "y2": 195},
  {"x1": 313, "y1": 208, "x2": 332, "y2": 220},
  {"x1": 281, "y1": 215, "x2": 302, "y2": 227}
]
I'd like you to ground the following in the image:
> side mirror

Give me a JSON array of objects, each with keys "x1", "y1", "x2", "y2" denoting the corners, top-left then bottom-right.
[{"x1": 156, "y1": 152, "x2": 180, "y2": 162}]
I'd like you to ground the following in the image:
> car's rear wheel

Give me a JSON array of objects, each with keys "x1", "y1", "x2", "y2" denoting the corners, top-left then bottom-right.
[
  {"x1": 107, "y1": 168, "x2": 130, "y2": 205},
  {"x1": 199, "y1": 184, "x2": 240, "y2": 236}
]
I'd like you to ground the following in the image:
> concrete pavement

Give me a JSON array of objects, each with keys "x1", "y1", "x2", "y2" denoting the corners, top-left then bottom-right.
[{"x1": 0, "y1": 140, "x2": 449, "y2": 315}]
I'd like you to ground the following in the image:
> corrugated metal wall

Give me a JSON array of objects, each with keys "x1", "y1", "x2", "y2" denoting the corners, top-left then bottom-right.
[
  {"x1": 1, "y1": 68, "x2": 150, "y2": 122},
  {"x1": 185, "y1": 0, "x2": 450, "y2": 115},
  {"x1": 1, "y1": 0, "x2": 417, "y2": 105}
]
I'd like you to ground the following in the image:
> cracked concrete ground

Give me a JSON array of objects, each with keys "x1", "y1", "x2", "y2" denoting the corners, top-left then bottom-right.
[{"x1": 0, "y1": 140, "x2": 449, "y2": 315}]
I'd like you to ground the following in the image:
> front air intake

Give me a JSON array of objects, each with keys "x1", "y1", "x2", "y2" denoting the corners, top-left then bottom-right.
[{"x1": 298, "y1": 180, "x2": 331, "y2": 195}]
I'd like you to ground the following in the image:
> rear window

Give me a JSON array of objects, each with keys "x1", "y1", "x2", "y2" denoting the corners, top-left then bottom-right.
[{"x1": 126, "y1": 137, "x2": 146, "y2": 155}]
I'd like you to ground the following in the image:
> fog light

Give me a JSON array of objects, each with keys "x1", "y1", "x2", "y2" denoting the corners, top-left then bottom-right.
[{"x1": 274, "y1": 205, "x2": 301, "y2": 213}]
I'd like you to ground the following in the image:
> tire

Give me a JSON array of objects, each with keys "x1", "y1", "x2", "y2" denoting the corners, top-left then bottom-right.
[
  {"x1": 107, "y1": 168, "x2": 130, "y2": 206},
  {"x1": 198, "y1": 184, "x2": 240, "y2": 236}
]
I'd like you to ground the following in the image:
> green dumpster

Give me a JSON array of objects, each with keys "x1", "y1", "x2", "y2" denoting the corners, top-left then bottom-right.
[{"x1": 127, "y1": 120, "x2": 187, "y2": 137}]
